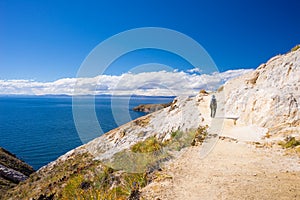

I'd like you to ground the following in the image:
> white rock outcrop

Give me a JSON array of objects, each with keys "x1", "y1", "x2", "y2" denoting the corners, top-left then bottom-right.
[{"x1": 223, "y1": 47, "x2": 300, "y2": 136}]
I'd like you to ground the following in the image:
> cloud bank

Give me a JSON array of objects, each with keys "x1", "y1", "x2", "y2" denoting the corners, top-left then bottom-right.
[{"x1": 0, "y1": 69, "x2": 253, "y2": 96}]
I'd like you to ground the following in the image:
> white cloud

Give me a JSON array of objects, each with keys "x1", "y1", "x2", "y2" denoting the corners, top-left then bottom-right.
[
  {"x1": 0, "y1": 69, "x2": 253, "y2": 96},
  {"x1": 186, "y1": 67, "x2": 202, "y2": 73}
]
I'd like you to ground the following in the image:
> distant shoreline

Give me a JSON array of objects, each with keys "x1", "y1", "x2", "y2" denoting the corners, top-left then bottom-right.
[{"x1": 0, "y1": 94, "x2": 176, "y2": 98}]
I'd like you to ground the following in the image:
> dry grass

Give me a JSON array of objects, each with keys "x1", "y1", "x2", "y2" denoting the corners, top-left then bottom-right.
[
  {"x1": 278, "y1": 137, "x2": 300, "y2": 149},
  {"x1": 291, "y1": 45, "x2": 300, "y2": 52},
  {"x1": 169, "y1": 99, "x2": 178, "y2": 112},
  {"x1": 199, "y1": 89, "x2": 208, "y2": 94},
  {"x1": 4, "y1": 128, "x2": 208, "y2": 199},
  {"x1": 191, "y1": 126, "x2": 208, "y2": 146},
  {"x1": 110, "y1": 127, "x2": 208, "y2": 174},
  {"x1": 217, "y1": 85, "x2": 224, "y2": 92},
  {"x1": 131, "y1": 137, "x2": 163, "y2": 153},
  {"x1": 134, "y1": 116, "x2": 150, "y2": 127},
  {"x1": 4, "y1": 151, "x2": 150, "y2": 200}
]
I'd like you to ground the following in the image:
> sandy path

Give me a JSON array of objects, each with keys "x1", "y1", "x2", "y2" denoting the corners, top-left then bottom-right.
[
  {"x1": 140, "y1": 95, "x2": 300, "y2": 199},
  {"x1": 141, "y1": 139, "x2": 300, "y2": 200}
]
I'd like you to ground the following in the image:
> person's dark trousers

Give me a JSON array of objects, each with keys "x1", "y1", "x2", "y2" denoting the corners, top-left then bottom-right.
[{"x1": 210, "y1": 106, "x2": 216, "y2": 118}]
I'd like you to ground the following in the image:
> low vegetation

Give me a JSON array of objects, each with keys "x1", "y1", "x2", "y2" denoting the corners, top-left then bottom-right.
[
  {"x1": 110, "y1": 126, "x2": 208, "y2": 174},
  {"x1": 4, "y1": 151, "x2": 149, "y2": 200},
  {"x1": 109, "y1": 137, "x2": 170, "y2": 173},
  {"x1": 131, "y1": 136, "x2": 163, "y2": 153},
  {"x1": 4, "y1": 126, "x2": 208, "y2": 200},
  {"x1": 191, "y1": 126, "x2": 209, "y2": 146},
  {"x1": 278, "y1": 136, "x2": 300, "y2": 148},
  {"x1": 168, "y1": 128, "x2": 201, "y2": 150},
  {"x1": 291, "y1": 45, "x2": 300, "y2": 52},
  {"x1": 134, "y1": 116, "x2": 151, "y2": 127},
  {"x1": 60, "y1": 166, "x2": 147, "y2": 200}
]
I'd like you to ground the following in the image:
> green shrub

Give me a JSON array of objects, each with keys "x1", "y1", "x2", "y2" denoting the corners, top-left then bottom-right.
[
  {"x1": 278, "y1": 137, "x2": 300, "y2": 148},
  {"x1": 168, "y1": 130, "x2": 194, "y2": 150},
  {"x1": 131, "y1": 136, "x2": 163, "y2": 153},
  {"x1": 291, "y1": 45, "x2": 300, "y2": 52}
]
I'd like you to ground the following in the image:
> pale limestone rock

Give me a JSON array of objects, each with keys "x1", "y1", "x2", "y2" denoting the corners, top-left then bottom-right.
[{"x1": 223, "y1": 48, "x2": 300, "y2": 136}]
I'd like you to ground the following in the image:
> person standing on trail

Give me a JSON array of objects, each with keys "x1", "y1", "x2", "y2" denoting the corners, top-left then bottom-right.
[{"x1": 210, "y1": 95, "x2": 217, "y2": 118}]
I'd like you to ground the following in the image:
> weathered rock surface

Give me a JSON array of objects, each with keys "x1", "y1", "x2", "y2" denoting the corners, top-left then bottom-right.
[
  {"x1": 0, "y1": 147, "x2": 35, "y2": 198},
  {"x1": 222, "y1": 46, "x2": 300, "y2": 137},
  {"x1": 0, "y1": 164, "x2": 28, "y2": 183},
  {"x1": 84, "y1": 95, "x2": 209, "y2": 162},
  {"x1": 0, "y1": 147, "x2": 35, "y2": 177}
]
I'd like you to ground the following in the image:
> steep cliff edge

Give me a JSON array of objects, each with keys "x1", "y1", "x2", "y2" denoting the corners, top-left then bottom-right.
[
  {"x1": 0, "y1": 147, "x2": 35, "y2": 198},
  {"x1": 4, "y1": 46, "x2": 300, "y2": 199}
]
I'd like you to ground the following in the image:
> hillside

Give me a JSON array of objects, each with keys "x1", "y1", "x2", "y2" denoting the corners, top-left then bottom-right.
[
  {"x1": 0, "y1": 147, "x2": 35, "y2": 199},
  {"x1": 4, "y1": 46, "x2": 300, "y2": 199}
]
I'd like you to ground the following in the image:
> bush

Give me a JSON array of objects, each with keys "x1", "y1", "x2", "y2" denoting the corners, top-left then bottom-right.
[
  {"x1": 278, "y1": 137, "x2": 300, "y2": 148},
  {"x1": 291, "y1": 45, "x2": 300, "y2": 52},
  {"x1": 168, "y1": 130, "x2": 193, "y2": 151},
  {"x1": 191, "y1": 126, "x2": 208, "y2": 146},
  {"x1": 131, "y1": 137, "x2": 163, "y2": 153}
]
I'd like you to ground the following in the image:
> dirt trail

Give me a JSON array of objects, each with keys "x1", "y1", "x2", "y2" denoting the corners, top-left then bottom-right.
[
  {"x1": 141, "y1": 95, "x2": 300, "y2": 199},
  {"x1": 141, "y1": 138, "x2": 300, "y2": 200}
]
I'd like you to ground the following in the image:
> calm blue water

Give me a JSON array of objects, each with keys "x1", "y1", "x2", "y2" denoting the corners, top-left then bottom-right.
[{"x1": 0, "y1": 96, "x2": 173, "y2": 170}]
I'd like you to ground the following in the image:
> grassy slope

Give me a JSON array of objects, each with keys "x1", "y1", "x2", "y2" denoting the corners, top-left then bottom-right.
[{"x1": 3, "y1": 127, "x2": 207, "y2": 200}]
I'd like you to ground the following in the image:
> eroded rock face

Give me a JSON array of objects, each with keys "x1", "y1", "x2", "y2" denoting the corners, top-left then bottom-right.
[
  {"x1": 0, "y1": 147, "x2": 35, "y2": 198},
  {"x1": 0, "y1": 164, "x2": 28, "y2": 183},
  {"x1": 223, "y1": 47, "x2": 300, "y2": 136}
]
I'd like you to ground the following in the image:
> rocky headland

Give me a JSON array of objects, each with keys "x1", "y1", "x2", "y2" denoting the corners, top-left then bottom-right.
[{"x1": 133, "y1": 102, "x2": 172, "y2": 113}]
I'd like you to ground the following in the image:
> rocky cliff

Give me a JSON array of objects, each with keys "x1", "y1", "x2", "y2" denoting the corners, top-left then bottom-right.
[
  {"x1": 222, "y1": 45, "x2": 300, "y2": 137},
  {"x1": 0, "y1": 147, "x2": 35, "y2": 199}
]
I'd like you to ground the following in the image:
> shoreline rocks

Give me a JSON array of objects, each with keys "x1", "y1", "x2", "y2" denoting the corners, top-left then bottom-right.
[{"x1": 133, "y1": 102, "x2": 172, "y2": 113}]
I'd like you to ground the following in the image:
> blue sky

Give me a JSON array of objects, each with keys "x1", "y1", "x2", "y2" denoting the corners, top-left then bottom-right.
[{"x1": 1, "y1": 0, "x2": 300, "y2": 82}]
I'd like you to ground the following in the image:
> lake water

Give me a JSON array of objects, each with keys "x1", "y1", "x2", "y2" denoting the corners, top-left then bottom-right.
[{"x1": 0, "y1": 96, "x2": 173, "y2": 170}]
